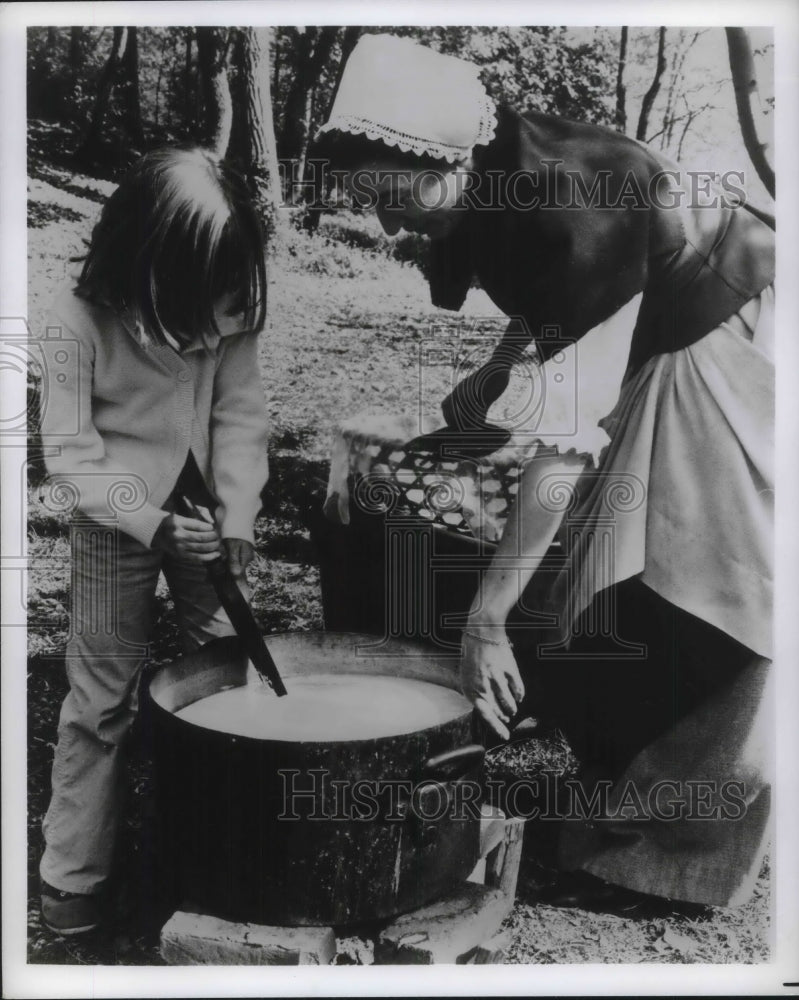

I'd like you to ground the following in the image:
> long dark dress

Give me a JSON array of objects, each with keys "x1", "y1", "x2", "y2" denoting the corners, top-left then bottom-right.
[{"x1": 431, "y1": 105, "x2": 775, "y2": 905}]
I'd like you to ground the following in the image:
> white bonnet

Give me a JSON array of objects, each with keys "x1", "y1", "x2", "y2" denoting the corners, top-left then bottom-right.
[{"x1": 317, "y1": 33, "x2": 497, "y2": 163}]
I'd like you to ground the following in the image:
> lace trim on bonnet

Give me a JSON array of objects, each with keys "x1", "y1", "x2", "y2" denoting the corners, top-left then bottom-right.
[{"x1": 318, "y1": 96, "x2": 498, "y2": 163}]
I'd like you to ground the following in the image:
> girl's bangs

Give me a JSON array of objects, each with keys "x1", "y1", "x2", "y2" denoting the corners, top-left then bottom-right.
[
  {"x1": 211, "y1": 210, "x2": 267, "y2": 334},
  {"x1": 149, "y1": 205, "x2": 265, "y2": 347}
]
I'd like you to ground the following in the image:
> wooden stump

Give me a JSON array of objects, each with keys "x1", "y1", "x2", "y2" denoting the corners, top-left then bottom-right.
[
  {"x1": 374, "y1": 811, "x2": 525, "y2": 964},
  {"x1": 485, "y1": 815, "x2": 525, "y2": 899},
  {"x1": 375, "y1": 883, "x2": 511, "y2": 964},
  {"x1": 160, "y1": 911, "x2": 336, "y2": 966},
  {"x1": 478, "y1": 804, "x2": 507, "y2": 858}
]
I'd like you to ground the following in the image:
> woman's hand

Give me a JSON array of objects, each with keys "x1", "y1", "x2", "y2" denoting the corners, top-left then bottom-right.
[
  {"x1": 152, "y1": 513, "x2": 222, "y2": 563},
  {"x1": 459, "y1": 623, "x2": 525, "y2": 740},
  {"x1": 441, "y1": 363, "x2": 513, "y2": 430}
]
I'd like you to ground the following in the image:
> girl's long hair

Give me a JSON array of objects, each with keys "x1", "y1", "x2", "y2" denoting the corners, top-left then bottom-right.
[{"x1": 77, "y1": 147, "x2": 267, "y2": 348}]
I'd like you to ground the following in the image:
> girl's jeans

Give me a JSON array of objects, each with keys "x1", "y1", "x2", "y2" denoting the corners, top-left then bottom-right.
[{"x1": 39, "y1": 516, "x2": 234, "y2": 895}]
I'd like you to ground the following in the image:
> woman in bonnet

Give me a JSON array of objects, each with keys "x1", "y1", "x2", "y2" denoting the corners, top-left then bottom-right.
[{"x1": 314, "y1": 34, "x2": 775, "y2": 913}]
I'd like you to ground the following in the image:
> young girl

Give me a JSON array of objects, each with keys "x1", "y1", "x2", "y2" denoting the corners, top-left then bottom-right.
[{"x1": 36, "y1": 147, "x2": 270, "y2": 935}]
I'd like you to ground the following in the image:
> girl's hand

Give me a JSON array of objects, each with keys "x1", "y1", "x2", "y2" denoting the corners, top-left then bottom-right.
[
  {"x1": 459, "y1": 625, "x2": 525, "y2": 740},
  {"x1": 222, "y1": 538, "x2": 255, "y2": 580},
  {"x1": 152, "y1": 513, "x2": 222, "y2": 563}
]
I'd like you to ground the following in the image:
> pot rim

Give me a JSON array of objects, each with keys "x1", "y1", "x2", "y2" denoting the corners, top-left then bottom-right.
[{"x1": 147, "y1": 630, "x2": 476, "y2": 749}]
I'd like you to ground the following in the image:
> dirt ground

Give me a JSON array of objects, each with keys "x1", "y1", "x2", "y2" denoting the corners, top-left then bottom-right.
[{"x1": 24, "y1": 125, "x2": 770, "y2": 966}]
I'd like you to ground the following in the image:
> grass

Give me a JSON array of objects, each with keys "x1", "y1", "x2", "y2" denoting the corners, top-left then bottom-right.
[{"x1": 23, "y1": 120, "x2": 770, "y2": 966}]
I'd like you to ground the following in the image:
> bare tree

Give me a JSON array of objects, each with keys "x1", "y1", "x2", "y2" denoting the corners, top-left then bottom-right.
[
  {"x1": 660, "y1": 29, "x2": 704, "y2": 150},
  {"x1": 636, "y1": 27, "x2": 667, "y2": 141},
  {"x1": 615, "y1": 26, "x2": 628, "y2": 133},
  {"x1": 677, "y1": 98, "x2": 710, "y2": 160},
  {"x1": 726, "y1": 27, "x2": 775, "y2": 199}
]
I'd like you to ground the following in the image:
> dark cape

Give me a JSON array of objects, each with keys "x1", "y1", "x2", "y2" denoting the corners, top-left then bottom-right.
[{"x1": 429, "y1": 105, "x2": 775, "y2": 375}]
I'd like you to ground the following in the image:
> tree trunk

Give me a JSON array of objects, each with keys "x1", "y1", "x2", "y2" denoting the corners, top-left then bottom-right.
[
  {"x1": 154, "y1": 30, "x2": 169, "y2": 127},
  {"x1": 725, "y1": 27, "x2": 775, "y2": 200},
  {"x1": 636, "y1": 26, "x2": 667, "y2": 141},
  {"x1": 196, "y1": 27, "x2": 234, "y2": 155},
  {"x1": 280, "y1": 26, "x2": 339, "y2": 156},
  {"x1": 295, "y1": 85, "x2": 315, "y2": 197},
  {"x1": 278, "y1": 27, "x2": 316, "y2": 164},
  {"x1": 121, "y1": 26, "x2": 145, "y2": 146},
  {"x1": 67, "y1": 26, "x2": 84, "y2": 122},
  {"x1": 69, "y1": 27, "x2": 82, "y2": 84},
  {"x1": 236, "y1": 27, "x2": 284, "y2": 242},
  {"x1": 227, "y1": 30, "x2": 249, "y2": 167},
  {"x1": 300, "y1": 27, "x2": 337, "y2": 178},
  {"x1": 330, "y1": 26, "x2": 362, "y2": 108},
  {"x1": 272, "y1": 33, "x2": 281, "y2": 98},
  {"x1": 615, "y1": 26, "x2": 628, "y2": 133},
  {"x1": 184, "y1": 28, "x2": 194, "y2": 132},
  {"x1": 280, "y1": 26, "x2": 338, "y2": 202},
  {"x1": 302, "y1": 26, "x2": 362, "y2": 232},
  {"x1": 77, "y1": 26, "x2": 126, "y2": 162}
]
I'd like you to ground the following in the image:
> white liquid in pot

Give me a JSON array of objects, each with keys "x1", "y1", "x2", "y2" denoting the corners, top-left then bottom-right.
[{"x1": 174, "y1": 672, "x2": 471, "y2": 741}]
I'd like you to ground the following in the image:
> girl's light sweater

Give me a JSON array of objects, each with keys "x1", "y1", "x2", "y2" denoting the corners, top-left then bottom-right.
[{"x1": 36, "y1": 279, "x2": 270, "y2": 547}]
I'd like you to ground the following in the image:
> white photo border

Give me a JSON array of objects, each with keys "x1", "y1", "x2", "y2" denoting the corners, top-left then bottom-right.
[{"x1": 2, "y1": 1, "x2": 797, "y2": 996}]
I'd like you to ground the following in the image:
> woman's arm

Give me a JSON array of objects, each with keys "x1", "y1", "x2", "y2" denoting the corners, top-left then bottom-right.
[
  {"x1": 441, "y1": 317, "x2": 531, "y2": 429},
  {"x1": 461, "y1": 446, "x2": 586, "y2": 738}
]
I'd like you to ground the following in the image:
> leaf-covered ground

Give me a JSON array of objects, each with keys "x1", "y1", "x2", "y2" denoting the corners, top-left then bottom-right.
[{"x1": 24, "y1": 121, "x2": 770, "y2": 966}]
